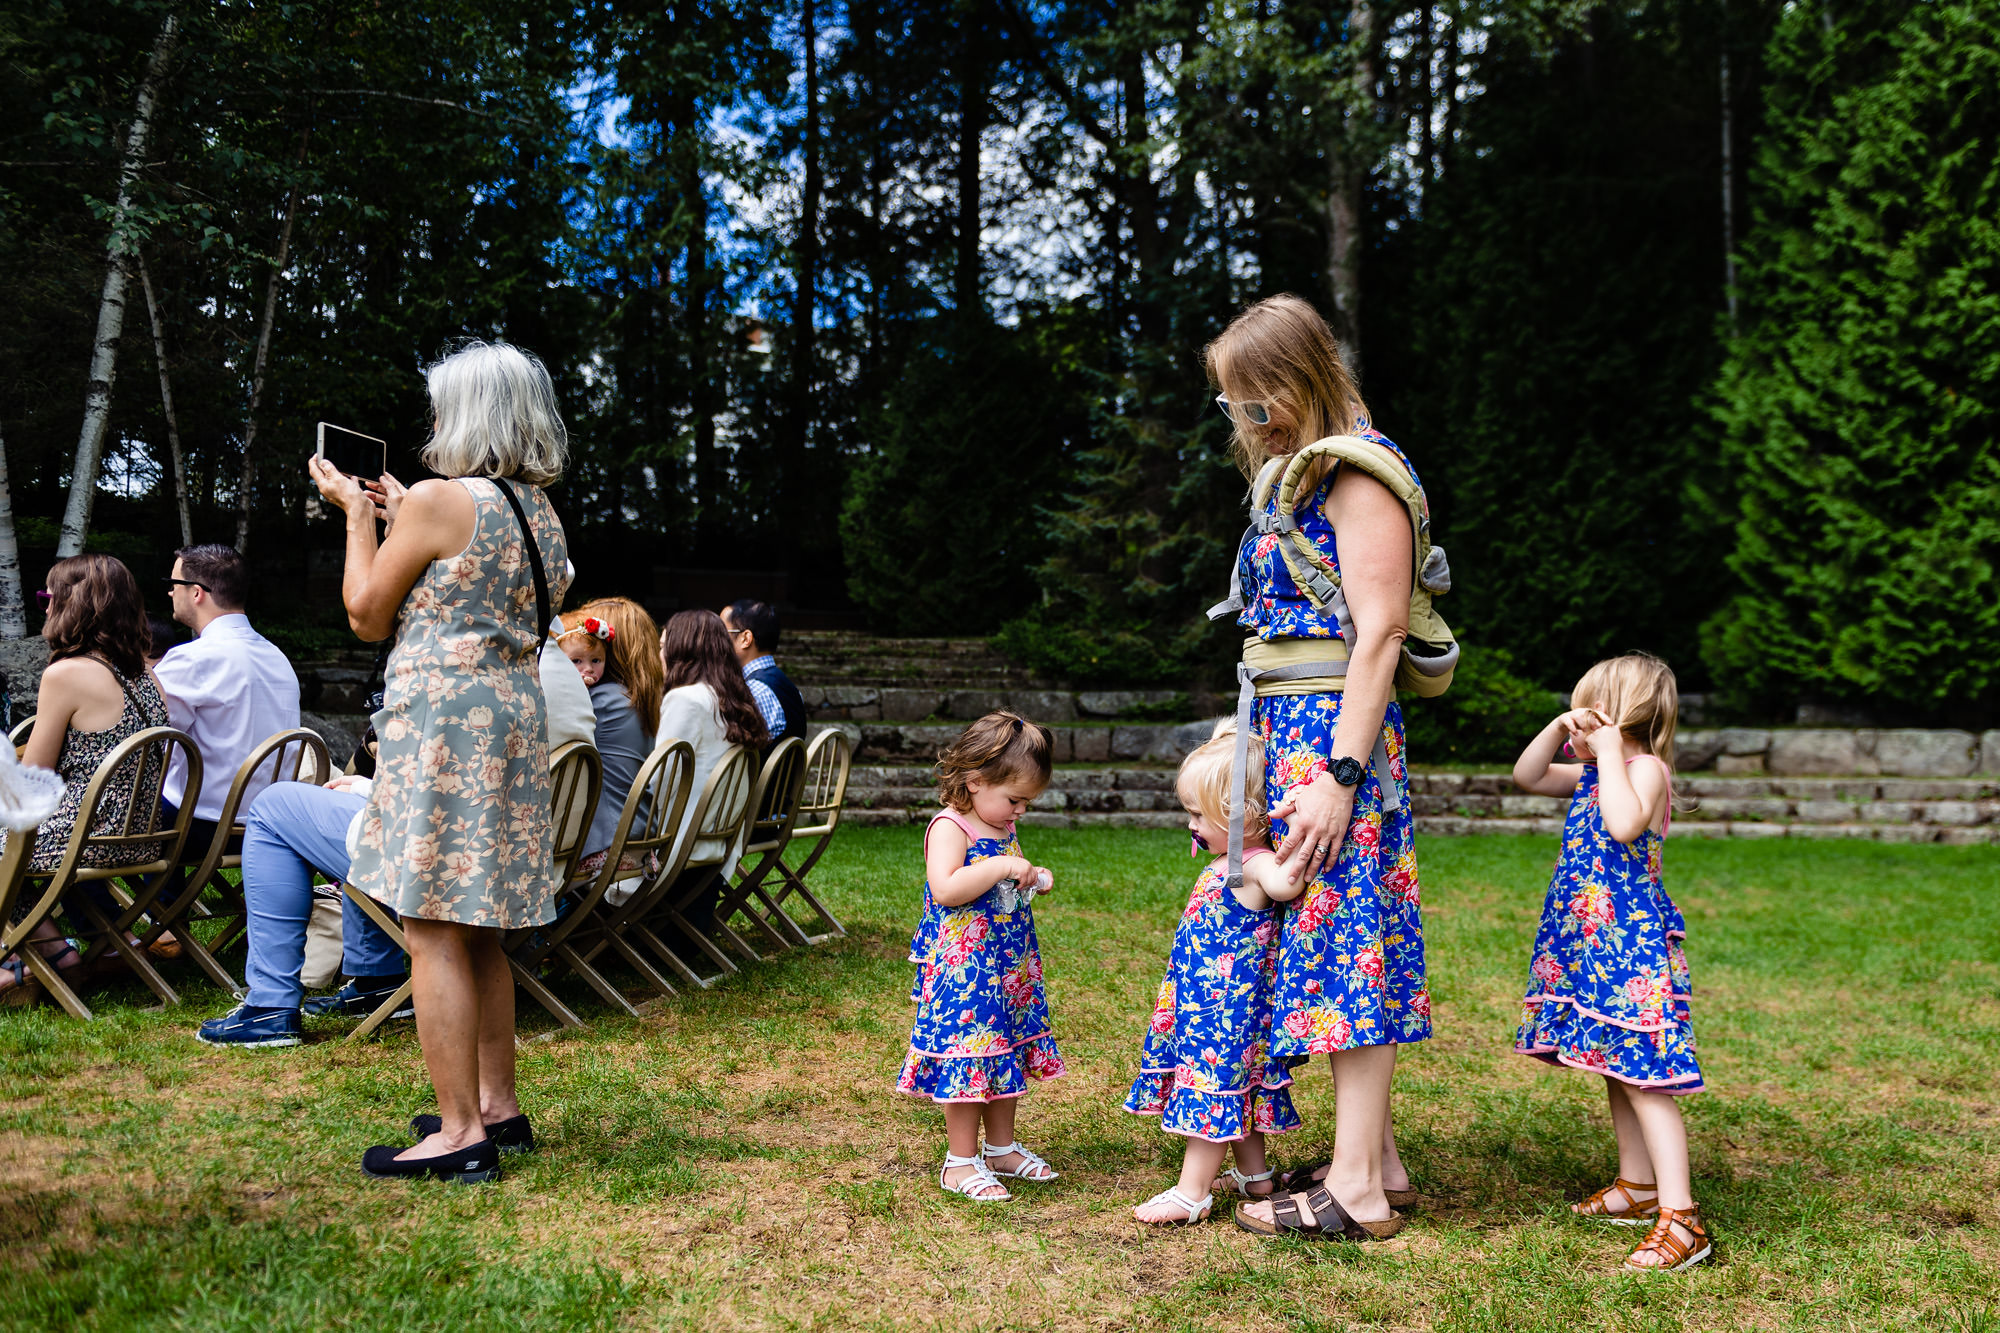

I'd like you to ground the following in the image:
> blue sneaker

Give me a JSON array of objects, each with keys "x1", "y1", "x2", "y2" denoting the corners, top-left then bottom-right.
[
  {"x1": 197, "y1": 1004, "x2": 302, "y2": 1048},
  {"x1": 303, "y1": 980, "x2": 413, "y2": 1020}
]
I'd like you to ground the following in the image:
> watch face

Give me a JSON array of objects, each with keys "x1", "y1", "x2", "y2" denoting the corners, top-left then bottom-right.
[{"x1": 1332, "y1": 756, "x2": 1365, "y2": 786}]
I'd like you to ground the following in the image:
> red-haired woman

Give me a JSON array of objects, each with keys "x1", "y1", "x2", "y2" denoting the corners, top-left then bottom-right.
[{"x1": 1, "y1": 555, "x2": 171, "y2": 1002}]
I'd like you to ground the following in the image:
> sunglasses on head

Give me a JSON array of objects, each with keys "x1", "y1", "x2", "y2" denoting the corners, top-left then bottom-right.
[{"x1": 1214, "y1": 394, "x2": 1273, "y2": 427}]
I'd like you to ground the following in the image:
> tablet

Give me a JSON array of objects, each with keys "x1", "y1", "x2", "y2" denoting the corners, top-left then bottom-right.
[{"x1": 316, "y1": 422, "x2": 387, "y2": 480}]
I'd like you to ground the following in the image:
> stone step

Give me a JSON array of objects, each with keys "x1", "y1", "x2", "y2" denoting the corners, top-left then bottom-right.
[
  {"x1": 806, "y1": 689, "x2": 1190, "y2": 726},
  {"x1": 812, "y1": 719, "x2": 1212, "y2": 763}
]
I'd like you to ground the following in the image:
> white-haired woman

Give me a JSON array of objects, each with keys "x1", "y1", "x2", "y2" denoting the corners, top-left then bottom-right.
[{"x1": 309, "y1": 341, "x2": 571, "y2": 1184}]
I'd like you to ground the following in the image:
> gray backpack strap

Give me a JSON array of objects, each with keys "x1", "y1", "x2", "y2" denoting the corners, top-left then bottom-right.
[{"x1": 1226, "y1": 657, "x2": 1352, "y2": 889}]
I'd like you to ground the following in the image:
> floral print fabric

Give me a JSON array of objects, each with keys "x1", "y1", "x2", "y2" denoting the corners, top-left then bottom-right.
[
  {"x1": 6, "y1": 661, "x2": 170, "y2": 882},
  {"x1": 1235, "y1": 428, "x2": 1423, "y2": 643},
  {"x1": 1123, "y1": 860, "x2": 1300, "y2": 1142},
  {"x1": 1258, "y1": 692, "x2": 1432, "y2": 1056},
  {"x1": 349, "y1": 477, "x2": 572, "y2": 928},
  {"x1": 1514, "y1": 763, "x2": 1702, "y2": 1093},
  {"x1": 898, "y1": 814, "x2": 1065, "y2": 1103}
]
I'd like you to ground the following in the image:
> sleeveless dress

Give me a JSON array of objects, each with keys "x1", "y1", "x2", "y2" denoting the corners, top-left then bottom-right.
[
  {"x1": 1123, "y1": 851, "x2": 1301, "y2": 1142},
  {"x1": 897, "y1": 810, "x2": 1066, "y2": 1102},
  {"x1": 349, "y1": 477, "x2": 572, "y2": 927},
  {"x1": 6, "y1": 659, "x2": 170, "y2": 883},
  {"x1": 1513, "y1": 760, "x2": 1702, "y2": 1093},
  {"x1": 1238, "y1": 428, "x2": 1432, "y2": 1057}
]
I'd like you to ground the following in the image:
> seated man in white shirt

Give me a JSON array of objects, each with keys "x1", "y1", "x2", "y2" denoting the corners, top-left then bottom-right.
[{"x1": 155, "y1": 545, "x2": 302, "y2": 850}]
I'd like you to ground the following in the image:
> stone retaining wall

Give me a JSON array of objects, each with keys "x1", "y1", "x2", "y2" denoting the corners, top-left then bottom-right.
[{"x1": 1677, "y1": 727, "x2": 2000, "y2": 777}]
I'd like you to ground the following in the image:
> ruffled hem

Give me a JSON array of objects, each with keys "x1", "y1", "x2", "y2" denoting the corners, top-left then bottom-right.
[
  {"x1": 1516, "y1": 1000, "x2": 1702, "y2": 1093},
  {"x1": 895, "y1": 1034, "x2": 1067, "y2": 1103},
  {"x1": 1122, "y1": 1075, "x2": 1301, "y2": 1142},
  {"x1": 1521, "y1": 991, "x2": 1694, "y2": 1034}
]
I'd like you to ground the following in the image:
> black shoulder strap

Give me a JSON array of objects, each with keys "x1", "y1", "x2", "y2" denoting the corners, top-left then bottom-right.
[{"x1": 491, "y1": 477, "x2": 551, "y2": 657}]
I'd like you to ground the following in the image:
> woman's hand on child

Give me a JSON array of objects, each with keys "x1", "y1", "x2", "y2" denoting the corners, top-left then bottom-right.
[{"x1": 1272, "y1": 773, "x2": 1356, "y2": 886}]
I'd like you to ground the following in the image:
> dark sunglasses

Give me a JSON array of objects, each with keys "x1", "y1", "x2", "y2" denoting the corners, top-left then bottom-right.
[
  {"x1": 1215, "y1": 394, "x2": 1273, "y2": 427},
  {"x1": 165, "y1": 577, "x2": 210, "y2": 592}
]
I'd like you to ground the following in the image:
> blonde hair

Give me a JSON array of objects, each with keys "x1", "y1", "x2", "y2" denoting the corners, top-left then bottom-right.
[
  {"x1": 1202, "y1": 294, "x2": 1370, "y2": 478},
  {"x1": 1176, "y1": 719, "x2": 1269, "y2": 844},
  {"x1": 422, "y1": 341, "x2": 569, "y2": 486},
  {"x1": 935, "y1": 712, "x2": 1054, "y2": 812},
  {"x1": 567, "y1": 596, "x2": 664, "y2": 733},
  {"x1": 1572, "y1": 652, "x2": 1680, "y2": 769}
]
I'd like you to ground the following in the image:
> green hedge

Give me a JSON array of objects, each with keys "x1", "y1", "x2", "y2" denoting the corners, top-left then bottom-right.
[{"x1": 1400, "y1": 646, "x2": 1566, "y2": 766}]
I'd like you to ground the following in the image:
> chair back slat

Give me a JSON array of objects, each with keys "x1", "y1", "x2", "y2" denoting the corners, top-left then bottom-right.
[
  {"x1": 548, "y1": 740, "x2": 605, "y2": 876},
  {"x1": 797, "y1": 729, "x2": 853, "y2": 822}
]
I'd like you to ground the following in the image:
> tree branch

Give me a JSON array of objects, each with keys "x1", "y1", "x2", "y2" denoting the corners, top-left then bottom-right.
[{"x1": 304, "y1": 88, "x2": 534, "y2": 127}]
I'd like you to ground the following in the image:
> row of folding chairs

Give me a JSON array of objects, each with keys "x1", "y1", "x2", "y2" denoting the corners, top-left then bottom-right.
[
  {"x1": 0, "y1": 718, "x2": 330, "y2": 1020},
  {"x1": 0, "y1": 716, "x2": 855, "y2": 1029}
]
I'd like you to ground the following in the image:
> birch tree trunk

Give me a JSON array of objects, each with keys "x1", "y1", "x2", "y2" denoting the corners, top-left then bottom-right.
[
  {"x1": 139, "y1": 253, "x2": 193, "y2": 545},
  {"x1": 1320, "y1": 0, "x2": 1374, "y2": 374},
  {"x1": 55, "y1": 14, "x2": 180, "y2": 559},
  {"x1": 0, "y1": 424, "x2": 26, "y2": 640},
  {"x1": 234, "y1": 148, "x2": 306, "y2": 554}
]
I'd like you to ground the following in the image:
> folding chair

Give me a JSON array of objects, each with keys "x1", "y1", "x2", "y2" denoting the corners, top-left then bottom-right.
[
  {"x1": 713, "y1": 738, "x2": 810, "y2": 959},
  {"x1": 348, "y1": 741, "x2": 607, "y2": 1040},
  {"x1": 604, "y1": 745, "x2": 757, "y2": 993},
  {"x1": 512, "y1": 740, "x2": 695, "y2": 1019},
  {"x1": 765, "y1": 728, "x2": 851, "y2": 945},
  {"x1": 0, "y1": 727, "x2": 202, "y2": 1018},
  {"x1": 503, "y1": 740, "x2": 605, "y2": 1029},
  {"x1": 148, "y1": 728, "x2": 331, "y2": 995}
]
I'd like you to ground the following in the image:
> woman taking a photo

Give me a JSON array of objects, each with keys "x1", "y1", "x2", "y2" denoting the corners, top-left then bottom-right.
[
  {"x1": 0, "y1": 555, "x2": 171, "y2": 1002},
  {"x1": 1208, "y1": 295, "x2": 1430, "y2": 1242},
  {"x1": 310, "y1": 340, "x2": 570, "y2": 1184}
]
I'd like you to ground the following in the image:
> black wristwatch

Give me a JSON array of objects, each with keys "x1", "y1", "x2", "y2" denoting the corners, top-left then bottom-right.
[{"x1": 1329, "y1": 755, "x2": 1365, "y2": 787}]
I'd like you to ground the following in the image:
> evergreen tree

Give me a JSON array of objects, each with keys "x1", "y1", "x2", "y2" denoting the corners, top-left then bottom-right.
[{"x1": 1704, "y1": 0, "x2": 2000, "y2": 715}]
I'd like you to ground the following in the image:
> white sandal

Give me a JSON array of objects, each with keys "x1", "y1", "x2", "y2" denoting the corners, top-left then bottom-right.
[
  {"x1": 1216, "y1": 1166, "x2": 1277, "y2": 1197},
  {"x1": 1134, "y1": 1186, "x2": 1214, "y2": 1226},
  {"x1": 940, "y1": 1152, "x2": 1012, "y2": 1202},
  {"x1": 983, "y1": 1140, "x2": 1059, "y2": 1182}
]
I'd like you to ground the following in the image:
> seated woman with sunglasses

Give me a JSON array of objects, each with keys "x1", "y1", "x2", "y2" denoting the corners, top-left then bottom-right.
[{"x1": 1, "y1": 555, "x2": 173, "y2": 1003}]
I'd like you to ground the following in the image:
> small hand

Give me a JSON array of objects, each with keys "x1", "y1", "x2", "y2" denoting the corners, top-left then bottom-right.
[
  {"x1": 1556, "y1": 706, "x2": 1610, "y2": 756},
  {"x1": 1271, "y1": 772, "x2": 1357, "y2": 885},
  {"x1": 308, "y1": 456, "x2": 370, "y2": 516},
  {"x1": 1030, "y1": 866, "x2": 1054, "y2": 895},
  {"x1": 323, "y1": 773, "x2": 370, "y2": 794},
  {"x1": 364, "y1": 472, "x2": 408, "y2": 529},
  {"x1": 1584, "y1": 722, "x2": 1627, "y2": 759}
]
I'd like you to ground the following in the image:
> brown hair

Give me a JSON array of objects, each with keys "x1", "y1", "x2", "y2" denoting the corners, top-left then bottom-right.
[
  {"x1": 1571, "y1": 652, "x2": 1681, "y2": 770},
  {"x1": 43, "y1": 554, "x2": 149, "y2": 679},
  {"x1": 568, "y1": 596, "x2": 664, "y2": 732},
  {"x1": 173, "y1": 543, "x2": 248, "y2": 609},
  {"x1": 1203, "y1": 294, "x2": 1370, "y2": 478},
  {"x1": 660, "y1": 609, "x2": 768, "y2": 747},
  {"x1": 935, "y1": 712, "x2": 1054, "y2": 813},
  {"x1": 1177, "y1": 719, "x2": 1269, "y2": 845}
]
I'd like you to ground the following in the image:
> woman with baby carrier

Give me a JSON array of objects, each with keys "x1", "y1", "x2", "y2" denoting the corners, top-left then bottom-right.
[{"x1": 1203, "y1": 294, "x2": 1457, "y2": 1243}]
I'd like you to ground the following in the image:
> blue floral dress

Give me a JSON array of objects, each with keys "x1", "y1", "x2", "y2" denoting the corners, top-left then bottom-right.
[
  {"x1": 1124, "y1": 854, "x2": 1301, "y2": 1142},
  {"x1": 898, "y1": 811, "x2": 1066, "y2": 1102},
  {"x1": 1514, "y1": 761, "x2": 1702, "y2": 1093},
  {"x1": 1240, "y1": 430, "x2": 1433, "y2": 1057}
]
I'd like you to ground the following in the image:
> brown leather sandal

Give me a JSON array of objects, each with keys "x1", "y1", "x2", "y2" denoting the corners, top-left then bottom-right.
[
  {"x1": 1276, "y1": 1160, "x2": 1423, "y2": 1210},
  {"x1": 1232, "y1": 1186, "x2": 1404, "y2": 1242},
  {"x1": 1572, "y1": 1177, "x2": 1660, "y2": 1226},
  {"x1": 1623, "y1": 1205, "x2": 1711, "y2": 1271}
]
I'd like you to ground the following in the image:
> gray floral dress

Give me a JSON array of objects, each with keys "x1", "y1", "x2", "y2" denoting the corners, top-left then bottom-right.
[{"x1": 349, "y1": 477, "x2": 571, "y2": 927}]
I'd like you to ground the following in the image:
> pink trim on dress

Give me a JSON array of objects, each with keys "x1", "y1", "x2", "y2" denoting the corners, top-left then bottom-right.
[
  {"x1": 1516, "y1": 1043, "x2": 1705, "y2": 1094},
  {"x1": 1519, "y1": 991, "x2": 1695, "y2": 1033},
  {"x1": 1624, "y1": 752, "x2": 1676, "y2": 835}
]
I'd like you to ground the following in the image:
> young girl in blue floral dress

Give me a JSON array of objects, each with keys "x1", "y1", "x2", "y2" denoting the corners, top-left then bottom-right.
[
  {"x1": 1126, "y1": 721, "x2": 1302, "y2": 1225},
  {"x1": 898, "y1": 712, "x2": 1065, "y2": 1203},
  {"x1": 1511, "y1": 652, "x2": 1711, "y2": 1272}
]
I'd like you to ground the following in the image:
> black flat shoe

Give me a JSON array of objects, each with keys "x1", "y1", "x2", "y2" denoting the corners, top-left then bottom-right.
[
  {"x1": 362, "y1": 1137, "x2": 502, "y2": 1184},
  {"x1": 409, "y1": 1112, "x2": 534, "y2": 1154}
]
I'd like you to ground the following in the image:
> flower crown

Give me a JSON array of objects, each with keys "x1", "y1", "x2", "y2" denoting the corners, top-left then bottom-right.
[{"x1": 558, "y1": 616, "x2": 615, "y2": 643}]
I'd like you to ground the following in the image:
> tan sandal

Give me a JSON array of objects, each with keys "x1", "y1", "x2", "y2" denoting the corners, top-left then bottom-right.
[
  {"x1": 1573, "y1": 1177, "x2": 1660, "y2": 1226},
  {"x1": 1623, "y1": 1205, "x2": 1711, "y2": 1271}
]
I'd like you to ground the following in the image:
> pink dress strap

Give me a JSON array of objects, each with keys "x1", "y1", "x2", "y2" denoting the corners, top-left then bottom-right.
[
  {"x1": 1241, "y1": 846, "x2": 1272, "y2": 862},
  {"x1": 924, "y1": 808, "x2": 980, "y2": 852}
]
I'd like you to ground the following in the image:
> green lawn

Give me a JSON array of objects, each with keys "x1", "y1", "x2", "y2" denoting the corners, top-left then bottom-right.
[{"x1": 3, "y1": 830, "x2": 1997, "y2": 1331}]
